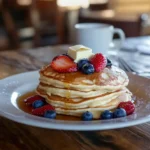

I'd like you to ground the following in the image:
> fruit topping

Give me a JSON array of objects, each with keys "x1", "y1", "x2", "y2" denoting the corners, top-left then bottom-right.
[
  {"x1": 118, "y1": 101, "x2": 135, "y2": 115},
  {"x1": 24, "y1": 95, "x2": 45, "y2": 106},
  {"x1": 77, "y1": 59, "x2": 90, "y2": 70},
  {"x1": 90, "y1": 53, "x2": 107, "y2": 72},
  {"x1": 113, "y1": 108, "x2": 127, "y2": 118},
  {"x1": 106, "y1": 58, "x2": 112, "y2": 67},
  {"x1": 82, "y1": 111, "x2": 93, "y2": 121},
  {"x1": 44, "y1": 110, "x2": 56, "y2": 119},
  {"x1": 81, "y1": 63, "x2": 95, "y2": 74},
  {"x1": 32, "y1": 104, "x2": 55, "y2": 116},
  {"x1": 101, "y1": 110, "x2": 113, "y2": 120},
  {"x1": 32, "y1": 100, "x2": 45, "y2": 109},
  {"x1": 51, "y1": 55, "x2": 77, "y2": 73}
]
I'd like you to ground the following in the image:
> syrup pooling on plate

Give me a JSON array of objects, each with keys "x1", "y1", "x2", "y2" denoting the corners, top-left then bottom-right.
[
  {"x1": 17, "y1": 91, "x2": 80, "y2": 121},
  {"x1": 18, "y1": 90, "x2": 134, "y2": 121}
]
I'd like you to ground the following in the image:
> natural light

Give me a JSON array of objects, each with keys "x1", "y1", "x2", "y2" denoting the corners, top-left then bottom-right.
[
  {"x1": 17, "y1": 0, "x2": 32, "y2": 5},
  {"x1": 57, "y1": 0, "x2": 89, "y2": 8}
]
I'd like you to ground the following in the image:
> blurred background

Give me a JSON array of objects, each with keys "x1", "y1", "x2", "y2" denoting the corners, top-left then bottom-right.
[{"x1": 0, "y1": 0, "x2": 150, "y2": 51}]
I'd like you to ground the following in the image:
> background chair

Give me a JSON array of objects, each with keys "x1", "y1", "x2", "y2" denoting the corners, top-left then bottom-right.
[{"x1": 0, "y1": 0, "x2": 65, "y2": 50}]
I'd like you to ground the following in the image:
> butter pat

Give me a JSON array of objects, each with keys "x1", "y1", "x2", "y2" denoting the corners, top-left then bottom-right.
[{"x1": 68, "y1": 45, "x2": 93, "y2": 62}]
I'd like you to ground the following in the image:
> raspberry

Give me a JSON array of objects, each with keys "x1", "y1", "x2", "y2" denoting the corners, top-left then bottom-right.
[
  {"x1": 118, "y1": 101, "x2": 135, "y2": 115},
  {"x1": 90, "y1": 53, "x2": 107, "y2": 72},
  {"x1": 32, "y1": 104, "x2": 55, "y2": 116},
  {"x1": 24, "y1": 95, "x2": 45, "y2": 106}
]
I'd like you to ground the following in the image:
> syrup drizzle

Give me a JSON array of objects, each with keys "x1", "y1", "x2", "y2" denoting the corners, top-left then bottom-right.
[{"x1": 17, "y1": 91, "x2": 80, "y2": 121}]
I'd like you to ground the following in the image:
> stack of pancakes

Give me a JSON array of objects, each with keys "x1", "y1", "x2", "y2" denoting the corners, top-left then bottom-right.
[{"x1": 36, "y1": 65, "x2": 132, "y2": 119}]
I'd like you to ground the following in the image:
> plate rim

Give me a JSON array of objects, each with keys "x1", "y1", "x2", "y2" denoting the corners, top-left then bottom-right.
[{"x1": 0, "y1": 71, "x2": 150, "y2": 131}]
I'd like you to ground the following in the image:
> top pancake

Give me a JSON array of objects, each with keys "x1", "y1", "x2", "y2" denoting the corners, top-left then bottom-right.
[{"x1": 39, "y1": 65, "x2": 129, "y2": 92}]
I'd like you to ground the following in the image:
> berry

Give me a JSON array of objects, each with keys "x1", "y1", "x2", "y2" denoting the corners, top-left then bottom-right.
[
  {"x1": 77, "y1": 59, "x2": 90, "y2": 70},
  {"x1": 24, "y1": 95, "x2": 45, "y2": 106},
  {"x1": 106, "y1": 58, "x2": 112, "y2": 67},
  {"x1": 32, "y1": 100, "x2": 45, "y2": 109},
  {"x1": 82, "y1": 111, "x2": 93, "y2": 121},
  {"x1": 90, "y1": 53, "x2": 107, "y2": 72},
  {"x1": 44, "y1": 110, "x2": 56, "y2": 119},
  {"x1": 113, "y1": 108, "x2": 127, "y2": 118},
  {"x1": 101, "y1": 110, "x2": 113, "y2": 120},
  {"x1": 32, "y1": 104, "x2": 55, "y2": 116},
  {"x1": 81, "y1": 63, "x2": 95, "y2": 74},
  {"x1": 118, "y1": 101, "x2": 135, "y2": 115},
  {"x1": 51, "y1": 55, "x2": 77, "y2": 73}
]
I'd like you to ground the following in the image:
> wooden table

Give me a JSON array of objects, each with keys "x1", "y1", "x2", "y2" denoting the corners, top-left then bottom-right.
[{"x1": 0, "y1": 45, "x2": 150, "y2": 150}]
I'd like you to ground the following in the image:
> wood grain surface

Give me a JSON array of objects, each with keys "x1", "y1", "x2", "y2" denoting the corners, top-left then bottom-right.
[{"x1": 0, "y1": 46, "x2": 150, "y2": 150}]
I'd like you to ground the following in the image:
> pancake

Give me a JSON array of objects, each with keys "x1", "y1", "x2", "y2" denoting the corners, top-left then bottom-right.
[
  {"x1": 37, "y1": 87, "x2": 131, "y2": 108},
  {"x1": 39, "y1": 65, "x2": 129, "y2": 91},
  {"x1": 37, "y1": 88, "x2": 131, "y2": 119},
  {"x1": 37, "y1": 64, "x2": 132, "y2": 119}
]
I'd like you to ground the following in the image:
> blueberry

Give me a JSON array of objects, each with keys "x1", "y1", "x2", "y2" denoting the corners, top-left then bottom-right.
[
  {"x1": 101, "y1": 110, "x2": 113, "y2": 120},
  {"x1": 113, "y1": 108, "x2": 127, "y2": 118},
  {"x1": 81, "y1": 63, "x2": 95, "y2": 74},
  {"x1": 44, "y1": 110, "x2": 56, "y2": 119},
  {"x1": 77, "y1": 59, "x2": 90, "y2": 70},
  {"x1": 32, "y1": 100, "x2": 45, "y2": 108},
  {"x1": 82, "y1": 111, "x2": 93, "y2": 121},
  {"x1": 106, "y1": 58, "x2": 112, "y2": 67}
]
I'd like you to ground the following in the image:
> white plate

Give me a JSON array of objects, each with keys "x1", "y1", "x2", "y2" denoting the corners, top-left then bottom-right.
[{"x1": 0, "y1": 71, "x2": 150, "y2": 131}]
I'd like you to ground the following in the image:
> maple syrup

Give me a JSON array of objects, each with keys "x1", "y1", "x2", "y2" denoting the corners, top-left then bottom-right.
[
  {"x1": 17, "y1": 91, "x2": 80, "y2": 121},
  {"x1": 40, "y1": 65, "x2": 101, "y2": 85}
]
